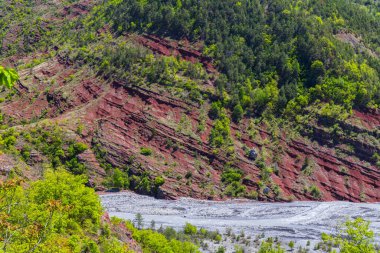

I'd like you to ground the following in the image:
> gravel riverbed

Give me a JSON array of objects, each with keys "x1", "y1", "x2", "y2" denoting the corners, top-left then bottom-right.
[{"x1": 101, "y1": 192, "x2": 380, "y2": 252}]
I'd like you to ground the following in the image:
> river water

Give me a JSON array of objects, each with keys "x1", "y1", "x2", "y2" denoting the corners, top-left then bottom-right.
[{"x1": 100, "y1": 192, "x2": 380, "y2": 252}]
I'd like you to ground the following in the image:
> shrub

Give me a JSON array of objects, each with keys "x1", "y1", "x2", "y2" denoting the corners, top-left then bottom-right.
[
  {"x1": 112, "y1": 168, "x2": 130, "y2": 189},
  {"x1": 126, "y1": 221, "x2": 200, "y2": 253},
  {"x1": 140, "y1": 147, "x2": 153, "y2": 156},
  {"x1": 184, "y1": 223, "x2": 197, "y2": 235},
  {"x1": 209, "y1": 101, "x2": 222, "y2": 120},
  {"x1": 154, "y1": 176, "x2": 165, "y2": 187},
  {"x1": 309, "y1": 185, "x2": 322, "y2": 200},
  {"x1": 258, "y1": 241, "x2": 285, "y2": 253},
  {"x1": 321, "y1": 218, "x2": 377, "y2": 253},
  {"x1": 185, "y1": 171, "x2": 193, "y2": 179},
  {"x1": 0, "y1": 66, "x2": 18, "y2": 88},
  {"x1": 221, "y1": 168, "x2": 246, "y2": 197},
  {"x1": 0, "y1": 169, "x2": 116, "y2": 252},
  {"x1": 216, "y1": 246, "x2": 226, "y2": 253},
  {"x1": 209, "y1": 112, "x2": 231, "y2": 148},
  {"x1": 221, "y1": 168, "x2": 243, "y2": 184}
]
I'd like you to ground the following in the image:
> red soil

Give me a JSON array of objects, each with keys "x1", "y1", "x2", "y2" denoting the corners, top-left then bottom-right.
[
  {"x1": 1, "y1": 38, "x2": 379, "y2": 202},
  {"x1": 135, "y1": 34, "x2": 217, "y2": 73}
]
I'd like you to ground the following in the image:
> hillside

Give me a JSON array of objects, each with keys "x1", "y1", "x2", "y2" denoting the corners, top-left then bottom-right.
[{"x1": 0, "y1": 0, "x2": 379, "y2": 202}]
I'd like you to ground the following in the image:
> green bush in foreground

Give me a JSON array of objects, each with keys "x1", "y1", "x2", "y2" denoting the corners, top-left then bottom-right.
[
  {"x1": 0, "y1": 169, "x2": 377, "y2": 253},
  {"x1": 322, "y1": 218, "x2": 378, "y2": 253},
  {"x1": 0, "y1": 170, "x2": 131, "y2": 253},
  {"x1": 124, "y1": 220, "x2": 200, "y2": 253},
  {"x1": 0, "y1": 66, "x2": 18, "y2": 88}
]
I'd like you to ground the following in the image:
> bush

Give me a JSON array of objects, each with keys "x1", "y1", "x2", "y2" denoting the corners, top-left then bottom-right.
[
  {"x1": 126, "y1": 221, "x2": 201, "y2": 253},
  {"x1": 154, "y1": 176, "x2": 165, "y2": 187},
  {"x1": 185, "y1": 171, "x2": 193, "y2": 179},
  {"x1": 258, "y1": 241, "x2": 285, "y2": 253},
  {"x1": 221, "y1": 168, "x2": 243, "y2": 184},
  {"x1": 322, "y1": 218, "x2": 377, "y2": 253},
  {"x1": 140, "y1": 147, "x2": 153, "y2": 156},
  {"x1": 0, "y1": 170, "x2": 121, "y2": 252},
  {"x1": 221, "y1": 168, "x2": 246, "y2": 197},
  {"x1": 309, "y1": 185, "x2": 322, "y2": 200},
  {"x1": 209, "y1": 112, "x2": 232, "y2": 148},
  {"x1": 112, "y1": 168, "x2": 130, "y2": 189},
  {"x1": 216, "y1": 246, "x2": 226, "y2": 253},
  {"x1": 184, "y1": 223, "x2": 197, "y2": 235}
]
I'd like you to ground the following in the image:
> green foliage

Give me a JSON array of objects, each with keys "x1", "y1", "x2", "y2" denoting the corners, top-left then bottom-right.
[
  {"x1": 258, "y1": 240, "x2": 285, "y2": 253},
  {"x1": 130, "y1": 172, "x2": 166, "y2": 195},
  {"x1": 232, "y1": 103, "x2": 244, "y2": 123},
  {"x1": 134, "y1": 213, "x2": 144, "y2": 229},
  {"x1": 65, "y1": 40, "x2": 206, "y2": 104},
  {"x1": 372, "y1": 153, "x2": 380, "y2": 167},
  {"x1": 209, "y1": 101, "x2": 222, "y2": 120},
  {"x1": 97, "y1": 0, "x2": 380, "y2": 118},
  {"x1": 221, "y1": 167, "x2": 246, "y2": 197},
  {"x1": 184, "y1": 223, "x2": 197, "y2": 235},
  {"x1": 322, "y1": 218, "x2": 377, "y2": 253},
  {"x1": 209, "y1": 112, "x2": 232, "y2": 148},
  {"x1": 140, "y1": 147, "x2": 153, "y2": 156},
  {"x1": 221, "y1": 168, "x2": 243, "y2": 185},
  {"x1": 0, "y1": 125, "x2": 89, "y2": 175},
  {"x1": 308, "y1": 185, "x2": 323, "y2": 200},
  {"x1": 0, "y1": 170, "x2": 132, "y2": 252},
  {"x1": 131, "y1": 174, "x2": 151, "y2": 193},
  {"x1": 111, "y1": 168, "x2": 130, "y2": 189},
  {"x1": 234, "y1": 245, "x2": 244, "y2": 253},
  {"x1": 154, "y1": 176, "x2": 165, "y2": 187},
  {"x1": 124, "y1": 221, "x2": 201, "y2": 253},
  {"x1": 216, "y1": 246, "x2": 226, "y2": 253},
  {"x1": 0, "y1": 66, "x2": 18, "y2": 88}
]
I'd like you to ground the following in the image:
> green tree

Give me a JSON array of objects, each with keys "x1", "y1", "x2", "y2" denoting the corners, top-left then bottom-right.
[
  {"x1": 209, "y1": 101, "x2": 222, "y2": 120},
  {"x1": 0, "y1": 66, "x2": 18, "y2": 88},
  {"x1": 209, "y1": 112, "x2": 231, "y2": 148},
  {"x1": 184, "y1": 223, "x2": 197, "y2": 235},
  {"x1": 322, "y1": 218, "x2": 377, "y2": 253},
  {"x1": 0, "y1": 170, "x2": 105, "y2": 252},
  {"x1": 134, "y1": 213, "x2": 144, "y2": 229},
  {"x1": 232, "y1": 103, "x2": 244, "y2": 123},
  {"x1": 112, "y1": 168, "x2": 129, "y2": 189}
]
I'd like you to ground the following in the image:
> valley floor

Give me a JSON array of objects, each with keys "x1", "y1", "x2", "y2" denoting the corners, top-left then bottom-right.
[{"x1": 101, "y1": 192, "x2": 380, "y2": 252}]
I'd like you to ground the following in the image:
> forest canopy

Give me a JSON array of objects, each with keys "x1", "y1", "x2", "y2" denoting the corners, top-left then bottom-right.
[{"x1": 98, "y1": 0, "x2": 380, "y2": 117}]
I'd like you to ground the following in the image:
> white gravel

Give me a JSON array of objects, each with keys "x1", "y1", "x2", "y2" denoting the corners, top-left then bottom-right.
[{"x1": 100, "y1": 192, "x2": 380, "y2": 252}]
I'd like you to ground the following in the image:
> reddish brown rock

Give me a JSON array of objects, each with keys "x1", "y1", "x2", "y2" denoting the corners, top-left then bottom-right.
[{"x1": 0, "y1": 44, "x2": 379, "y2": 203}]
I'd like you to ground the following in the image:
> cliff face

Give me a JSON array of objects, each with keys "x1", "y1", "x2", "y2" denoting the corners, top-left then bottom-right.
[
  {"x1": 0, "y1": 0, "x2": 379, "y2": 203},
  {"x1": 1, "y1": 38, "x2": 379, "y2": 202}
]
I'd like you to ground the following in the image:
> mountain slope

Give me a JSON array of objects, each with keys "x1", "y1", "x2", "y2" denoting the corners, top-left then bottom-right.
[{"x1": 0, "y1": 0, "x2": 379, "y2": 202}]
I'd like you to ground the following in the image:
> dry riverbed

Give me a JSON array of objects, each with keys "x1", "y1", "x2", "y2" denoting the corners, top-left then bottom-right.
[{"x1": 100, "y1": 192, "x2": 380, "y2": 252}]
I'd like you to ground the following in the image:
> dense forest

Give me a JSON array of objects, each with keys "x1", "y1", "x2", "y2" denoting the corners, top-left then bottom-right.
[{"x1": 97, "y1": 0, "x2": 380, "y2": 118}]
